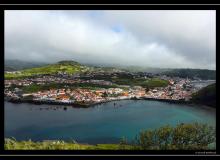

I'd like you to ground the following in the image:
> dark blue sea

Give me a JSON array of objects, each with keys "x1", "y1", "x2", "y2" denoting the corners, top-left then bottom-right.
[{"x1": 5, "y1": 100, "x2": 216, "y2": 144}]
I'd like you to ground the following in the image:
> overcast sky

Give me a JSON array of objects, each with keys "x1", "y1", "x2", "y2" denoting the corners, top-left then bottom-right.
[{"x1": 5, "y1": 10, "x2": 216, "y2": 69}]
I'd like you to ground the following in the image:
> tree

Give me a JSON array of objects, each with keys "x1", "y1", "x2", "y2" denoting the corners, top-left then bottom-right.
[
  {"x1": 156, "y1": 125, "x2": 173, "y2": 149},
  {"x1": 137, "y1": 129, "x2": 157, "y2": 149},
  {"x1": 135, "y1": 123, "x2": 215, "y2": 150}
]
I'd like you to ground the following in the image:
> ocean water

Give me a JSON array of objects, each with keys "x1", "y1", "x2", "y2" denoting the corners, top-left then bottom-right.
[{"x1": 5, "y1": 100, "x2": 216, "y2": 144}]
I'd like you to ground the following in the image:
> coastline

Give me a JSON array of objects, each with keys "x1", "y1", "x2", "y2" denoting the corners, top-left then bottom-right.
[{"x1": 5, "y1": 96, "x2": 193, "y2": 108}]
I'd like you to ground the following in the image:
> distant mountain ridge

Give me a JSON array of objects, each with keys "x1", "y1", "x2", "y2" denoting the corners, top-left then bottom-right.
[
  {"x1": 115, "y1": 66, "x2": 215, "y2": 80},
  {"x1": 57, "y1": 60, "x2": 80, "y2": 66},
  {"x1": 5, "y1": 59, "x2": 216, "y2": 80},
  {"x1": 162, "y1": 69, "x2": 216, "y2": 80},
  {"x1": 5, "y1": 59, "x2": 48, "y2": 71}
]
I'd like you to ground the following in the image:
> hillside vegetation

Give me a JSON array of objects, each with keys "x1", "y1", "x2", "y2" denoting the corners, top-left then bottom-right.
[
  {"x1": 111, "y1": 77, "x2": 169, "y2": 88},
  {"x1": 120, "y1": 66, "x2": 216, "y2": 80},
  {"x1": 191, "y1": 83, "x2": 216, "y2": 107},
  {"x1": 5, "y1": 60, "x2": 169, "y2": 89},
  {"x1": 5, "y1": 61, "x2": 90, "y2": 79},
  {"x1": 5, "y1": 60, "x2": 216, "y2": 81},
  {"x1": 4, "y1": 138, "x2": 133, "y2": 150},
  {"x1": 162, "y1": 69, "x2": 216, "y2": 80}
]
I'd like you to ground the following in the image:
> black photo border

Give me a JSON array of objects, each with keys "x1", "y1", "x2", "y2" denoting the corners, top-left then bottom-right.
[{"x1": 0, "y1": 4, "x2": 219, "y2": 156}]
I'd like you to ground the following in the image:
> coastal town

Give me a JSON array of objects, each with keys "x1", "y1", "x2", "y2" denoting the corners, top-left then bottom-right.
[{"x1": 4, "y1": 71, "x2": 214, "y2": 106}]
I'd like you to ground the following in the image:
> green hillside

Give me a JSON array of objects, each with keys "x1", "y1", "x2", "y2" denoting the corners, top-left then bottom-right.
[
  {"x1": 112, "y1": 77, "x2": 169, "y2": 88},
  {"x1": 162, "y1": 69, "x2": 216, "y2": 80},
  {"x1": 5, "y1": 61, "x2": 90, "y2": 79},
  {"x1": 122, "y1": 66, "x2": 171, "y2": 73},
  {"x1": 191, "y1": 83, "x2": 216, "y2": 107}
]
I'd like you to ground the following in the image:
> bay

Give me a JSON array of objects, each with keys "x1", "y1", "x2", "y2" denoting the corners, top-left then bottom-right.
[{"x1": 5, "y1": 100, "x2": 216, "y2": 144}]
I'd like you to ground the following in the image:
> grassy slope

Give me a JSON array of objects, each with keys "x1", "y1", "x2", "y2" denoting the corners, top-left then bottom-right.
[
  {"x1": 5, "y1": 61, "x2": 89, "y2": 79},
  {"x1": 112, "y1": 77, "x2": 169, "y2": 88},
  {"x1": 5, "y1": 60, "x2": 169, "y2": 89},
  {"x1": 191, "y1": 83, "x2": 216, "y2": 107},
  {"x1": 4, "y1": 139, "x2": 134, "y2": 150}
]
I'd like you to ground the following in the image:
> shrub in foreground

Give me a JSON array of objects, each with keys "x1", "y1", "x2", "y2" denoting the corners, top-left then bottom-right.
[{"x1": 135, "y1": 123, "x2": 215, "y2": 150}]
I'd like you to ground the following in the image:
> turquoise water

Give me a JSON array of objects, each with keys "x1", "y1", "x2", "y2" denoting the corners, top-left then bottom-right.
[{"x1": 5, "y1": 100, "x2": 216, "y2": 144}]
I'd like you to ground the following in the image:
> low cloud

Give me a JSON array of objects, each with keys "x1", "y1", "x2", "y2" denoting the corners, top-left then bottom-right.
[{"x1": 5, "y1": 10, "x2": 216, "y2": 69}]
